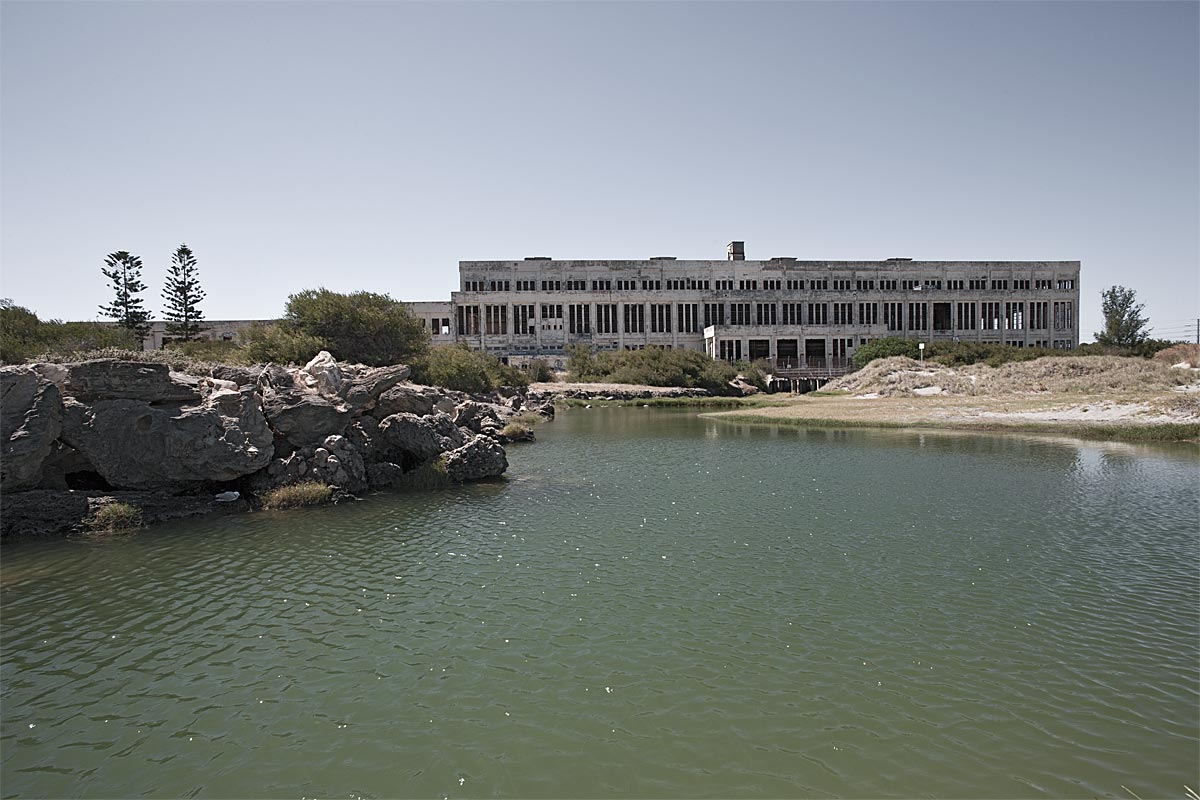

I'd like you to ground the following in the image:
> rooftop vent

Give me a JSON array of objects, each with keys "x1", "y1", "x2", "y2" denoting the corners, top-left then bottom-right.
[
  {"x1": 650, "y1": 256, "x2": 677, "y2": 261},
  {"x1": 885, "y1": 257, "x2": 913, "y2": 262},
  {"x1": 524, "y1": 256, "x2": 551, "y2": 261},
  {"x1": 727, "y1": 241, "x2": 745, "y2": 261}
]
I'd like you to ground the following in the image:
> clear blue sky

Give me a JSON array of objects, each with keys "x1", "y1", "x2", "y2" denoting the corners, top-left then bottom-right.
[{"x1": 2, "y1": 1, "x2": 1197, "y2": 342}]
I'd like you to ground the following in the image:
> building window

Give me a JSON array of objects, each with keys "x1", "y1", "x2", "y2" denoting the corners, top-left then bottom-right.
[
  {"x1": 541, "y1": 280, "x2": 561, "y2": 291},
  {"x1": 982, "y1": 301, "x2": 1002, "y2": 330},
  {"x1": 719, "y1": 340, "x2": 742, "y2": 361},
  {"x1": 807, "y1": 303, "x2": 828, "y2": 325},
  {"x1": 738, "y1": 279, "x2": 758, "y2": 291},
  {"x1": 596, "y1": 304, "x2": 618, "y2": 334},
  {"x1": 969, "y1": 279, "x2": 987, "y2": 290},
  {"x1": 811, "y1": 278, "x2": 828, "y2": 290},
  {"x1": 786, "y1": 279, "x2": 805, "y2": 291},
  {"x1": 514, "y1": 305, "x2": 535, "y2": 335},
  {"x1": 1013, "y1": 279, "x2": 1030, "y2": 290},
  {"x1": 565, "y1": 279, "x2": 586, "y2": 291},
  {"x1": 782, "y1": 303, "x2": 802, "y2": 324},
  {"x1": 568, "y1": 304, "x2": 590, "y2": 334},
  {"x1": 991, "y1": 279, "x2": 1009, "y2": 291},
  {"x1": 484, "y1": 305, "x2": 507, "y2": 335},
  {"x1": 1056, "y1": 279, "x2": 1075, "y2": 290},
  {"x1": 858, "y1": 302, "x2": 878, "y2": 325},
  {"x1": 641, "y1": 279, "x2": 662, "y2": 291},
  {"x1": 457, "y1": 305, "x2": 480, "y2": 335},
  {"x1": 1053, "y1": 301, "x2": 1074, "y2": 330},
  {"x1": 908, "y1": 302, "x2": 928, "y2": 330},
  {"x1": 833, "y1": 279, "x2": 852, "y2": 291},
  {"x1": 756, "y1": 303, "x2": 777, "y2": 325},
  {"x1": 763, "y1": 279, "x2": 781, "y2": 291},
  {"x1": 650, "y1": 304, "x2": 672, "y2": 333},
  {"x1": 879, "y1": 280, "x2": 898, "y2": 291},
  {"x1": 1006, "y1": 302, "x2": 1025, "y2": 330},
  {"x1": 947, "y1": 280, "x2": 964, "y2": 290},
  {"x1": 540, "y1": 303, "x2": 562, "y2": 319},
  {"x1": 730, "y1": 303, "x2": 752, "y2": 325},
  {"x1": 1035, "y1": 279, "x2": 1052, "y2": 290},
  {"x1": 678, "y1": 303, "x2": 699, "y2": 333},
  {"x1": 1030, "y1": 301, "x2": 1048, "y2": 330},
  {"x1": 703, "y1": 303, "x2": 725, "y2": 327},
  {"x1": 833, "y1": 302, "x2": 853, "y2": 325},
  {"x1": 715, "y1": 279, "x2": 735, "y2": 290},
  {"x1": 956, "y1": 302, "x2": 976, "y2": 331},
  {"x1": 856, "y1": 279, "x2": 876, "y2": 291},
  {"x1": 624, "y1": 303, "x2": 645, "y2": 334},
  {"x1": 515, "y1": 280, "x2": 536, "y2": 291},
  {"x1": 884, "y1": 302, "x2": 903, "y2": 331}
]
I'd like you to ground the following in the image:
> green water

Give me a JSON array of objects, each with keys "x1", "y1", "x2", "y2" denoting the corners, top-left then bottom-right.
[{"x1": 2, "y1": 408, "x2": 1197, "y2": 799}]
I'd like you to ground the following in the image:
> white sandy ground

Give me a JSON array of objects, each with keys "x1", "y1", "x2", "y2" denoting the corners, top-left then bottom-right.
[{"x1": 974, "y1": 402, "x2": 1188, "y2": 424}]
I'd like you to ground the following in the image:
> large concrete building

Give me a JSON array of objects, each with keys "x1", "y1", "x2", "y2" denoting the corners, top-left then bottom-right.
[{"x1": 406, "y1": 242, "x2": 1081, "y2": 371}]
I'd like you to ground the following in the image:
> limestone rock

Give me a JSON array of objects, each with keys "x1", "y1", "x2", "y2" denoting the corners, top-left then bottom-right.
[
  {"x1": 366, "y1": 461, "x2": 407, "y2": 488},
  {"x1": 59, "y1": 386, "x2": 273, "y2": 490},
  {"x1": 260, "y1": 390, "x2": 351, "y2": 451},
  {"x1": 441, "y1": 434, "x2": 508, "y2": 482},
  {"x1": 62, "y1": 359, "x2": 200, "y2": 403},
  {"x1": 373, "y1": 411, "x2": 469, "y2": 469},
  {"x1": 301, "y1": 351, "x2": 343, "y2": 395},
  {"x1": 340, "y1": 364, "x2": 412, "y2": 410},
  {"x1": 1, "y1": 367, "x2": 63, "y2": 492}
]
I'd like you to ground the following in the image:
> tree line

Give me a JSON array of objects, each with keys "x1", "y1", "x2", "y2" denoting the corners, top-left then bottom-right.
[{"x1": 100, "y1": 245, "x2": 206, "y2": 341}]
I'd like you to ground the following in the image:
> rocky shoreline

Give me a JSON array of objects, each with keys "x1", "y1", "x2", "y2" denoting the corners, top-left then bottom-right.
[{"x1": 0, "y1": 353, "x2": 553, "y2": 539}]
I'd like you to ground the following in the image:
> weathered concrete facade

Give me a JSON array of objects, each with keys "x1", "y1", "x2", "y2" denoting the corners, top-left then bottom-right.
[{"x1": 447, "y1": 244, "x2": 1081, "y2": 367}]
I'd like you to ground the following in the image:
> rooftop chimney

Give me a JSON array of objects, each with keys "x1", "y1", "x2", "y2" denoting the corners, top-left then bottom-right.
[{"x1": 727, "y1": 241, "x2": 745, "y2": 261}]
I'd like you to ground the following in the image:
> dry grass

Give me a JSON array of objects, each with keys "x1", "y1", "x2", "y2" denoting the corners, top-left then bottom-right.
[
  {"x1": 261, "y1": 481, "x2": 333, "y2": 510},
  {"x1": 500, "y1": 421, "x2": 532, "y2": 440},
  {"x1": 827, "y1": 355, "x2": 1195, "y2": 398},
  {"x1": 86, "y1": 502, "x2": 143, "y2": 532},
  {"x1": 1152, "y1": 343, "x2": 1200, "y2": 368}
]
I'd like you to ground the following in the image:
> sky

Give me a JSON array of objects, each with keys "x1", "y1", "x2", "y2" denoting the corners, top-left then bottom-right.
[{"x1": 2, "y1": 1, "x2": 1197, "y2": 342}]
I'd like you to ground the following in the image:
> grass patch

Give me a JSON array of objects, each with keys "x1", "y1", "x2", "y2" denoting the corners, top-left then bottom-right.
[
  {"x1": 86, "y1": 502, "x2": 143, "y2": 532},
  {"x1": 501, "y1": 421, "x2": 532, "y2": 439},
  {"x1": 261, "y1": 481, "x2": 333, "y2": 509},
  {"x1": 511, "y1": 411, "x2": 546, "y2": 426}
]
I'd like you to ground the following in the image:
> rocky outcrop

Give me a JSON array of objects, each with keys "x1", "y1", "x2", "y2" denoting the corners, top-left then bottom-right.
[
  {"x1": 1, "y1": 367, "x2": 63, "y2": 492},
  {"x1": 1, "y1": 351, "x2": 540, "y2": 539},
  {"x1": 442, "y1": 435, "x2": 508, "y2": 482},
  {"x1": 59, "y1": 386, "x2": 274, "y2": 491}
]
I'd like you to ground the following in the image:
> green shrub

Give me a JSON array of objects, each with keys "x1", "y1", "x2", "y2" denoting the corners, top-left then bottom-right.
[
  {"x1": 261, "y1": 481, "x2": 333, "y2": 509},
  {"x1": 525, "y1": 358, "x2": 553, "y2": 382},
  {"x1": 282, "y1": 289, "x2": 428, "y2": 366},
  {"x1": 851, "y1": 337, "x2": 920, "y2": 369},
  {"x1": 411, "y1": 344, "x2": 529, "y2": 393},
  {"x1": 567, "y1": 346, "x2": 738, "y2": 394},
  {"x1": 164, "y1": 338, "x2": 247, "y2": 364},
  {"x1": 1, "y1": 300, "x2": 141, "y2": 364},
  {"x1": 240, "y1": 322, "x2": 327, "y2": 365},
  {"x1": 87, "y1": 502, "x2": 143, "y2": 532}
]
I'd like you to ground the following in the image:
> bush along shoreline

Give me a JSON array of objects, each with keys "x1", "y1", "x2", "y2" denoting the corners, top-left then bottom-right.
[{"x1": 0, "y1": 352, "x2": 554, "y2": 540}]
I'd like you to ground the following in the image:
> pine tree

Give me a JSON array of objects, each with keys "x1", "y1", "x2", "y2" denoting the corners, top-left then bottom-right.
[
  {"x1": 1094, "y1": 285, "x2": 1149, "y2": 347},
  {"x1": 98, "y1": 251, "x2": 151, "y2": 340},
  {"x1": 161, "y1": 244, "x2": 207, "y2": 341}
]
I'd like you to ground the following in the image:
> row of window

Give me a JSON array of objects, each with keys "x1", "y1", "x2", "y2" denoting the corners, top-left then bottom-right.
[
  {"x1": 460, "y1": 278, "x2": 1077, "y2": 293},
  {"x1": 453, "y1": 301, "x2": 1076, "y2": 335}
]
